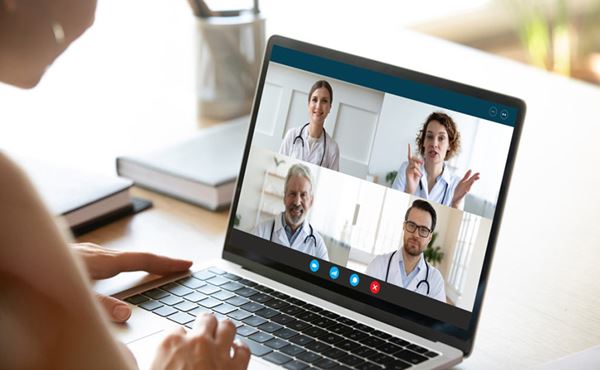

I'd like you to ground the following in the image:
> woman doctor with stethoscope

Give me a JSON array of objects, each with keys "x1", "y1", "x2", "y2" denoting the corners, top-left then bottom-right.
[
  {"x1": 392, "y1": 112, "x2": 480, "y2": 209},
  {"x1": 365, "y1": 200, "x2": 446, "y2": 302},
  {"x1": 279, "y1": 80, "x2": 340, "y2": 171}
]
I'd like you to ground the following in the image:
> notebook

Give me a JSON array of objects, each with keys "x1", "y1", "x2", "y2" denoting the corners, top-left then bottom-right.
[{"x1": 110, "y1": 35, "x2": 525, "y2": 370}]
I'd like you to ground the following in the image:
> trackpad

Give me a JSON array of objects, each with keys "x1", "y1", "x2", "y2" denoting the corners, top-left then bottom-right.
[{"x1": 111, "y1": 306, "x2": 176, "y2": 345}]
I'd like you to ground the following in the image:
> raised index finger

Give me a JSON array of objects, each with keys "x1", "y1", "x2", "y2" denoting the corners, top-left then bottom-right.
[{"x1": 407, "y1": 143, "x2": 412, "y2": 161}]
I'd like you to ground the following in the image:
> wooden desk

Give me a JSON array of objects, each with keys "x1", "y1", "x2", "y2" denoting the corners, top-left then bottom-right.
[{"x1": 2, "y1": 0, "x2": 600, "y2": 369}]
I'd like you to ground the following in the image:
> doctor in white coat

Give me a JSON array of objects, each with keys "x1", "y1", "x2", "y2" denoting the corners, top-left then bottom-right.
[
  {"x1": 279, "y1": 80, "x2": 340, "y2": 171},
  {"x1": 366, "y1": 199, "x2": 446, "y2": 302},
  {"x1": 252, "y1": 163, "x2": 329, "y2": 260}
]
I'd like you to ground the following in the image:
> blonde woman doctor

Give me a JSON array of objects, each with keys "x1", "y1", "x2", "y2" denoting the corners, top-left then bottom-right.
[
  {"x1": 279, "y1": 80, "x2": 340, "y2": 171},
  {"x1": 366, "y1": 200, "x2": 446, "y2": 302},
  {"x1": 251, "y1": 164, "x2": 329, "y2": 260}
]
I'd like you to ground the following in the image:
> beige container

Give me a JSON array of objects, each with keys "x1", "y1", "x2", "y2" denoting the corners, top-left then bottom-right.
[{"x1": 195, "y1": 13, "x2": 266, "y2": 121}]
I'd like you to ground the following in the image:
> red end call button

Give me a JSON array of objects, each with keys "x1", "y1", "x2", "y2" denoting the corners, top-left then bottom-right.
[{"x1": 370, "y1": 280, "x2": 381, "y2": 294}]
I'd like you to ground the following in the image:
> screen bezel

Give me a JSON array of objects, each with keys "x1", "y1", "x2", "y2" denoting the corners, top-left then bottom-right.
[{"x1": 223, "y1": 35, "x2": 525, "y2": 355}]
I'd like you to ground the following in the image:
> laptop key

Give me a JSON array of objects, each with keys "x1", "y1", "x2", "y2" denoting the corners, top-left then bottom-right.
[
  {"x1": 236, "y1": 325, "x2": 258, "y2": 337},
  {"x1": 379, "y1": 342, "x2": 403, "y2": 355},
  {"x1": 271, "y1": 291, "x2": 290, "y2": 300},
  {"x1": 125, "y1": 295, "x2": 148, "y2": 305},
  {"x1": 367, "y1": 352, "x2": 395, "y2": 366},
  {"x1": 371, "y1": 330, "x2": 392, "y2": 340},
  {"x1": 394, "y1": 349, "x2": 428, "y2": 365},
  {"x1": 197, "y1": 285, "x2": 220, "y2": 295},
  {"x1": 355, "y1": 363, "x2": 383, "y2": 370},
  {"x1": 242, "y1": 315, "x2": 268, "y2": 327},
  {"x1": 322, "y1": 347, "x2": 346, "y2": 360},
  {"x1": 236, "y1": 287, "x2": 259, "y2": 297},
  {"x1": 305, "y1": 341, "x2": 332, "y2": 353},
  {"x1": 271, "y1": 313, "x2": 295, "y2": 325},
  {"x1": 192, "y1": 270, "x2": 215, "y2": 280},
  {"x1": 256, "y1": 307, "x2": 279, "y2": 319},
  {"x1": 297, "y1": 311, "x2": 320, "y2": 322},
  {"x1": 237, "y1": 336, "x2": 271, "y2": 357},
  {"x1": 384, "y1": 361, "x2": 411, "y2": 370},
  {"x1": 140, "y1": 300, "x2": 163, "y2": 311},
  {"x1": 227, "y1": 309, "x2": 252, "y2": 321},
  {"x1": 258, "y1": 322, "x2": 283, "y2": 333},
  {"x1": 222, "y1": 272, "x2": 241, "y2": 281},
  {"x1": 263, "y1": 298, "x2": 290, "y2": 310},
  {"x1": 329, "y1": 323, "x2": 352, "y2": 335},
  {"x1": 388, "y1": 337, "x2": 410, "y2": 347},
  {"x1": 337, "y1": 317, "x2": 356, "y2": 326},
  {"x1": 288, "y1": 320, "x2": 311, "y2": 331},
  {"x1": 160, "y1": 294, "x2": 184, "y2": 306},
  {"x1": 281, "y1": 344, "x2": 305, "y2": 356},
  {"x1": 240, "y1": 302, "x2": 264, "y2": 313},
  {"x1": 208, "y1": 267, "x2": 226, "y2": 275},
  {"x1": 314, "y1": 358, "x2": 338, "y2": 369},
  {"x1": 220, "y1": 281, "x2": 244, "y2": 292},
  {"x1": 320, "y1": 310, "x2": 340, "y2": 320},
  {"x1": 405, "y1": 344, "x2": 428, "y2": 354},
  {"x1": 184, "y1": 292, "x2": 208, "y2": 303},
  {"x1": 250, "y1": 293, "x2": 273, "y2": 304},
  {"x1": 264, "y1": 351, "x2": 293, "y2": 365},
  {"x1": 274, "y1": 328, "x2": 298, "y2": 340},
  {"x1": 144, "y1": 288, "x2": 169, "y2": 300},
  {"x1": 177, "y1": 277, "x2": 205, "y2": 289},
  {"x1": 297, "y1": 351, "x2": 323, "y2": 364},
  {"x1": 168, "y1": 311, "x2": 195, "y2": 325},
  {"x1": 355, "y1": 324, "x2": 375, "y2": 333},
  {"x1": 206, "y1": 276, "x2": 229, "y2": 287},
  {"x1": 153, "y1": 305, "x2": 178, "y2": 317},
  {"x1": 284, "y1": 360, "x2": 309, "y2": 370},
  {"x1": 161, "y1": 282, "x2": 194, "y2": 297},
  {"x1": 289, "y1": 334, "x2": 314, "y2": 346},
  {"x1": 360, "y1": 336, "x2": 386, "y2": 349},
  {"x1": 281, "y1": 305, "x2": 304, "y2": 316},
  {"x1": 354, "y1": 346, "x2": 376, "y2": 358},
  {"x1": 312, "y1": 317, "x2": 336, "y2": 328},
  {"x1": 265, "y1": 338, "x2": 289, "y2": 350},
  {"x1": 211, "y1": 290, "x2": 235, "y2": 301},
  {"x1": 213, "y1": 303, "x2": 236, "y2": 315},
  {"x1": 249, "y1": 332, "x2": 274, "y2": 343},
  {"x1": 238, "y1": 278, "x2": 257, "y2": 287},
  {"x1": 424, "y1": 351, "x2": 439, "y2": 358},
  {"x1": 226, "y1": 296, "x2": 249, "y2": 307},
  {"x1": 338, "y1": 354, "x2": 364, "y2": 367},
  {"x1": 334, "y1": 340, "x2": 360, "y2": 352},
  {"x1": 199, "y1": 297, "x2": 222, "y2": 308},
  {"x1": 320, "y1": 333, "x2": 344, "y2": 345},
  {"x1": 303, "y1": 326, "x2": 327, "y2": 338},
  {"x1": 344, "y1": 329, "x2": 368, "y2": 341},
  {"x1": 174, "y1": 300, "x2": 198, "y2": 312},
  {"x1": 189, "y1": 306, "x2": 211, "y2": 316}
]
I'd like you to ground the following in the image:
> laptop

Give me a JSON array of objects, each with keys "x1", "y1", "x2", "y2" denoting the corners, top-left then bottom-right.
[{"x1": 111, "y1": 35, "x2": 525, "y2": 369}]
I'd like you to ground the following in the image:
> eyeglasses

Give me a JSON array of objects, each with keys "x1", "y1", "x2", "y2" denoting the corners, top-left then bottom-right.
[{"x1": 404, "y1": 221, "x2": 432, "y2": 238}]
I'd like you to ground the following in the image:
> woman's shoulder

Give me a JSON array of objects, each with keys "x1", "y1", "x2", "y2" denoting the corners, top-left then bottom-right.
[{"x1": 0, "y1": 153, "x2": 35, "y2": 199}]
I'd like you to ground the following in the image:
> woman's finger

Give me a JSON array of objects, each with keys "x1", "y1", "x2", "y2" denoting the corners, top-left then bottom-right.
[
  {"x1": 214, "y1": 319, "x2": 237, "y2": 353},
  {"x1": 114, "y1": 252, "x2": 193, "y2": 276},
  {"x1": 231, "y1": 340, "x2": 251, "y2": 370},
  {"x1": 193, "y1": 313, "x2": 218, "y2": 338},
  {"x1": 407, "y1": 143, "x2": 412, "y2": 160},
  {"x1": 95, "y1": 293, "x2": 131, "y2": 323}
]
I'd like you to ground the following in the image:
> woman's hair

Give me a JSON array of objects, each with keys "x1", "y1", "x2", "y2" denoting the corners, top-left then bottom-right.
[
  {"x1": 308, "y1": 80, "x2": 333, "y2": 103},
  {"x1": 416, "y1": 112, "x2": 461, "y2": 160}
]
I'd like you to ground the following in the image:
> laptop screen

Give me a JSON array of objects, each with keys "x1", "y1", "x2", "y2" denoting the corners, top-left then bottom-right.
[{"x1": 224, "y1": 36, "x2": 524, "y2": 351}]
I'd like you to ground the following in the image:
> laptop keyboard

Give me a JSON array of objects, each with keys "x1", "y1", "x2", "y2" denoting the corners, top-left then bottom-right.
[{"x1": 126, "y1": 267, "x2": 440, "y2": 369}]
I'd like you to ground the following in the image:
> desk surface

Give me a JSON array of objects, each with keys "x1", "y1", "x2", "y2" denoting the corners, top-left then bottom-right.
[{"x1": 2, "y1": 1, "x2": 600, "y2": 369}]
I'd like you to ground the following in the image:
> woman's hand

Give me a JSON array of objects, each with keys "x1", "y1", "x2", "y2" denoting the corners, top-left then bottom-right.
[
  {"x1": 451, "y1": 170, "x2": 480, "y2": 208},
  {"x1": 151, "y1": 314, "x2": 251, "y2": 370},
  {"x1": 404, "y1": 143, "x2": 423, "y2": 195},
  {"x1": 71, "y1": 242, "x2": 192, "y2": 323}
]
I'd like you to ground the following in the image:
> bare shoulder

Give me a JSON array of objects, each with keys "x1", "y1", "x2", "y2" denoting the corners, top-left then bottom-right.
[{"x1": 0, "y1": 153, "x2": 41, "y2": 206}]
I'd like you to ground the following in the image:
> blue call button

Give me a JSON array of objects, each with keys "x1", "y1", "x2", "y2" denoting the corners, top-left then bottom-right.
[
  {"x1": 329, "y1": 266, "x2": 340, "y2": 280},
  {"x1": 349, "y1": 273, "x2": 360, "y2": 287},
  {"x1": 309, "y1": 259, "x2": 320, "y2": 272}
]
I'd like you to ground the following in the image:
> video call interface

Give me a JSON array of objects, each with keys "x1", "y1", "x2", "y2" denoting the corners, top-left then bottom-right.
[{"x1": 231, "y1": 45, "x2": 517, "y2": 329}]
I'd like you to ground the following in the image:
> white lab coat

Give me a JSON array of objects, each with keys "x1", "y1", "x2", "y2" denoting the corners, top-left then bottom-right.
[
  {"x1": 391, "y1": 161, "x2": 461, "y2": 208},
  {"x1": 365, "y1": 249, "x2": 446, "y2": 302},
  {"x1": 251, "y1": 214, "x2": 329, "y2": 260},
  {"x1": 279, "y1": 124, "x2": 340, "y2": 171}
]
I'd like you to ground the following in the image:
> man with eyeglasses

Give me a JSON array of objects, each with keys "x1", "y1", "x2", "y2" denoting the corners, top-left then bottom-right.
[{"x1": 366, "y1": 199, "x2": 446, "y2": 302}]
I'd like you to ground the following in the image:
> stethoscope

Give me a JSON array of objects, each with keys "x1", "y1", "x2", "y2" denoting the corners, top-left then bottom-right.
[
  {"x1": 269, "y1": 217, "x2": 317, "y2": 248},
  {"x1": 292, "y1": 123, "x2": 327, "y2": 166},
  {"x1": 385, "y1": 250, "x2": 430, "y2": 295}
]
